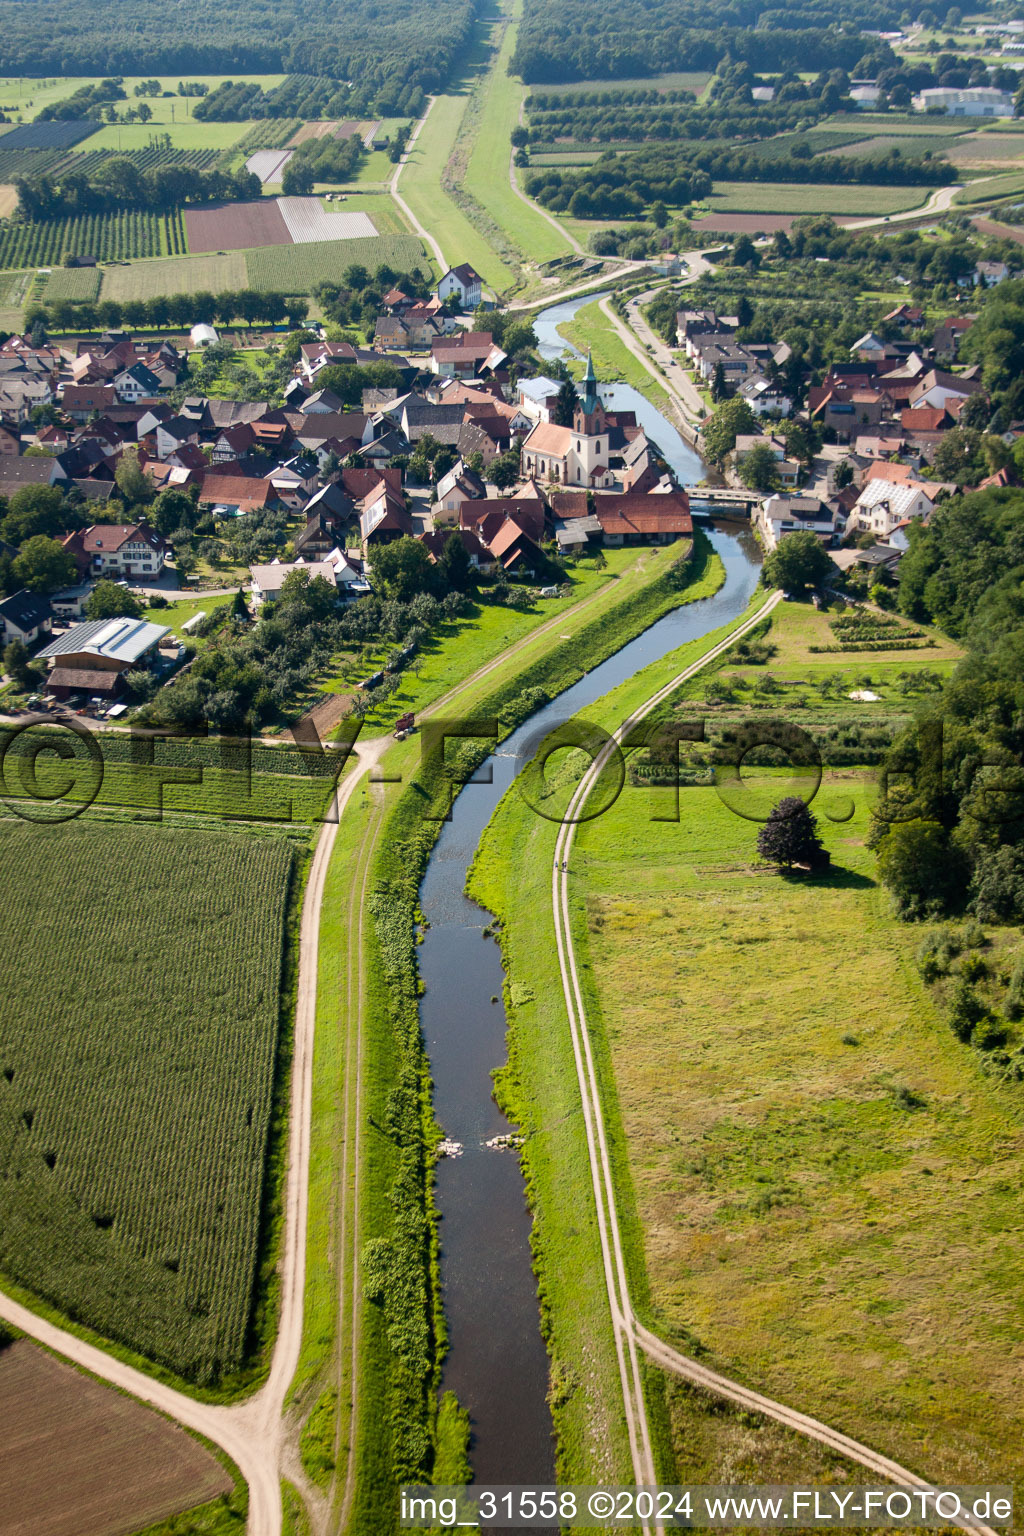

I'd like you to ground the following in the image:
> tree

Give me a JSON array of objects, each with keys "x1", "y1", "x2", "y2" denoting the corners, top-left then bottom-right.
[
  {"x1": 876, "y1": 818, "x2": 966, "y2": 919},
  {"x1": 12, "y1": 535, "x2": 76, "y2": 593},
  {"x1": 553, "y1": 377, "x2": 579, "y2": 427},
  {"x1": 732, "y1": 234, "x2": 760, "y2": 269},
  {"x1": 833, "y1": 458, "x2": 854, "y2": 490},
  {"x1": 756, "y1": 796, "x2": 825, "y2": 870},
  {"x1": 701, "y1": 397, "x2": 757, "y2": 466},
  {"x1": 367, "y1": 535, "x2": 436, "y2": 603},
  {"x1": 762, "y1": 530, "x2": 831, "y2": 594},
  {"x1": 487, "y1": 447, "x2": 522, "y2": 491},
  {"x1": 85, "y1": 579, "x2": 143, "y2": 620},
  {"x1": 650, "y1": 199, "x2": 668, "y2": 229},
  {"x1": 710, "y1": 360, "x2": 729, "y2": 403},
  {"x1": 4, "y1": 638, "x2": 37, "y2": 691},
  {"x1": 115, "y1": 447, "x2": 154, "y2": 506},
  {"x1": 1, "y1": 484, "x2": 65, "y2": 545},
  {"x1": 735, "y1": 294, "x2": 753, "y2": 330},
  {"x1": 737, "y1": 442, "x2": 779, "y2": 493},
  {"x1": 437, "y1": 530, "x2": 473, "y2": 593}
]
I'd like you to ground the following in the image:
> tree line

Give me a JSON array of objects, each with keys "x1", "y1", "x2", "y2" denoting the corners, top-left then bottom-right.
[
  {"x1": 14, "y1": 162, "x2": 261, "y2": 222},
  {"x1": 23, "y1": 287, "x2": 310, "y2": 333},
  {"x1": 281, "y1": 133, "x2": 364, "y2": 196}
]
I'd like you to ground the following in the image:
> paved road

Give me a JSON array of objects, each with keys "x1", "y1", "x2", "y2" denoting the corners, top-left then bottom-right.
[
  {"x1": 550, "y1": 588, "x2": 996, "y2": 1536},
  {"x1": 842, "y1": 184, "x2": 962, "y2": 231}
]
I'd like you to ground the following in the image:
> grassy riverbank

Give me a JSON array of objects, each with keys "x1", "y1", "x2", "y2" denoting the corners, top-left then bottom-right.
[
  {"x1": 308, "y1": 528, "x2": 733, "y2": 1523},
  {"x1": 471, "y1": 589, "x2": 1024, "y2": 1498},
  {"x1": 559, "y1": 299, "x2": 673, "y2": 414},
  {"x1": 465, "y1": 540, "x2": 754, "y2": 1486}
]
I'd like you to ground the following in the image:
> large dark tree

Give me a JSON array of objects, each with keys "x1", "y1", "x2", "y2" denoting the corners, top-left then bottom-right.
[
  {"x1": 553, "y1": 378, "x2": 579, "y2": 427},
  {"x1": 757, "y1": 796, "x2": 825, "y2": 870}
]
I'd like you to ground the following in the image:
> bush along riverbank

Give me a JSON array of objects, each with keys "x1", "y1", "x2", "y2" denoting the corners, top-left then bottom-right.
[{"x1": 352, "y1": 534, "x2": 724, "y2": 1524}]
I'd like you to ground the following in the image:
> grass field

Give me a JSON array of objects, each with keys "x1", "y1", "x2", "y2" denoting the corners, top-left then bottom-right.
[
  {"x1": 463, "y1": 0, "x2": 574, "y2": 267},
  {"x1": 398, "y1": 92, "x2": 517, "y2": 292},
  {"x1": 707, "y1": 182, "x2": 930, "y2": 215},
  {"x1": 0, "y1": 74, "x2": 287, "y2": 123},
  {"x1": 0, "y1": 1338, "x2": 232, "y2": 1536},
  {"x1": 956, "y1": 169, "x2": 1024, "y2": 204},
  {"x1": 468, "y1": 588, "x2": 1024, "y2": 1495},
  {"x1": 0, "y1": 818, "x2": 297, "y2": 1386},
  {"x1": 575, "y1": 769, "x2": 1024, "y2": 1499},
  {"x1": 822, "y1": 113, "x2": 973, "y2": 137},
  {"x1": 314, "y1": 191, "x2": 410, "y2": 234},
  {"x1": 528, "y1": 70, "x2": 711, "y2": 97},
  {"x1": 99, "y1": 251, "x2": 248, "y2": 301},
  {"x1": 244, "y1": 232, "x2": 429, "y2": 290},
  {"x1": 81, "y1": 121, "x2": 247, "y2": 153}
]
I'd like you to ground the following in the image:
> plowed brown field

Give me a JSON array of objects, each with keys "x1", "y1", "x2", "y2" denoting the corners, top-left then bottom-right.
[
  {"x1": 185, "y1": 198, "x2": 290, "y2": 253},
  {"x1": 0, "y1": 1339, "x2": 231, "y2": 1536}
]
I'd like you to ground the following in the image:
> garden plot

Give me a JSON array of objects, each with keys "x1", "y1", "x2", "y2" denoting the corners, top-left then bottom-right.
[
  {"x1": 246, "y1": 148, "x2": 294, "y2": 184},
  {"x1": 277, "y1": 196, "x2": 376, "y2": 242}
]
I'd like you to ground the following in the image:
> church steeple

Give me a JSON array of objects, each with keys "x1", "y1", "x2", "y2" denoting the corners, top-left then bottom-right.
[
  {"x1": 579, "y1": 350, "x2": 599, "y2": 417},
  {"x1": 573, "y1": 349, "x2": 605, "y2": 438}
]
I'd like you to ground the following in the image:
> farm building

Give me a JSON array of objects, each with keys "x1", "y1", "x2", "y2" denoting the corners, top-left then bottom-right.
[
  {"x1": 190, "y1": 324, "x2": 220, "y2": 349},
  {"x1": 913, "y1": 86, "x2": 1014, "y2": 115},
  {"x1": 38, "y1": 616, "x2": 171, "y2": 699}
]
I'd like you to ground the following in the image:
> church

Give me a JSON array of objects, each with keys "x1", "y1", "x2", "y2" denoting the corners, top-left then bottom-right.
[{"x1": 520, "y1": 353, "x2": 621, "y2": 488}]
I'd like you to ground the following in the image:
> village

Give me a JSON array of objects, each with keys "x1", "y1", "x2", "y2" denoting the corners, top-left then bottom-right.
[{"x1": 0, "y1": 259, "x2": 704, "y2": 712}]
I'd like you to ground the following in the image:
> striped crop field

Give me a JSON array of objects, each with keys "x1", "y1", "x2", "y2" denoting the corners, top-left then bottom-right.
[
  {"x1": 0, "y1": 816, "x2": 296, "y2": 1385},
  {"x1": 0, "y1": 208, "x2": 187, "y2": 268},
  {"x1": 244, "y1": 231, "x2": 429, "y2": 289}
]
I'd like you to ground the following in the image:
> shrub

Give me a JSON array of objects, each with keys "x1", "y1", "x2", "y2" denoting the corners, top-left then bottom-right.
[
  {"x1": 948, "y1": 977, "x2": 986, "y2": 1042},
  {"x1": 960, "y1": 951, "x2": 987, "y2": 983}
]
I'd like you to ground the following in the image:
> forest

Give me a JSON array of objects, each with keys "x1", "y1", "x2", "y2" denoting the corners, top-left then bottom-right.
[
  {"x1": 511, "y1": 0, "x2": 941, "y2": 83},
  {"x1": 0, "y1": 0, "x2": 477, "y2": 112}
]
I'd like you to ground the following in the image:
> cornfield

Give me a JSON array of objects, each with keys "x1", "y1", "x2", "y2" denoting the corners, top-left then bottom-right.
[{"x1": 0, "y1": 817, "x2": 295, "y2": 1385}]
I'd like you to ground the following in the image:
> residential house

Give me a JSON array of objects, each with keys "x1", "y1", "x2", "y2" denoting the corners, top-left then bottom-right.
[
  {"x1": 738, "y1": 374, "x2": 793, "y2": 418},
  {"x1": 933, "y1": 315, "x2": 975, "y2": 359},
  {"x1": 908, "y1": 368, "x2": 986, "y2": 411},
  {"x1": 756, "y1": 493, "x2": 837, "y2": 551},
  {"x1": 517, "y1": 376, "x2": 564, "y2": 424},
  {"x1": 249, "y1": 558, "x2": 342, "y2": 608},
  {"x1": 435, "y1": 459, "x2": 487, "y2": 516},
  {"x1": 65, "y1": 522, "x2": 168, "y2": 578},
  {"x1": 436, "y1": 264, "x2": 483, "y2": 309},
  {"x1": 849, "y1": 476, "x2": 939, "y2": 537},
  {"x1": 198, "y1": 475, "x2": 273, "y2": 516},
  {"x1": 0, "y1": 588, "x2": 51, "y2": 646},
  {"x1": 62, "y1": 384, "x2": 117, "y2": 421},
  {"x1": 113, "y1": 362, "x2": 161, "y2": 403}
]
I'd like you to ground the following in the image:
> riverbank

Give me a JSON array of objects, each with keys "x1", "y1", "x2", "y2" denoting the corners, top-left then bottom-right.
[
  {"x1": 292, "y1": 532, "x2": 737, "y2": 1529},
  {"x1": 462, "y1": 536, "x2": 776, "y2": 1486}
]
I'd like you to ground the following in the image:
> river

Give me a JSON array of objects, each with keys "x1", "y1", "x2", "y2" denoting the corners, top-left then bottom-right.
[{"x1": 417, "y1": 297, "x2": 761, "y2": 1501}]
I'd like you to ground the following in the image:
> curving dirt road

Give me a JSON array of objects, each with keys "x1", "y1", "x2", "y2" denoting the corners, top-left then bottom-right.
[
  {"x1": 0, "y1": 733, "x2": 392, "y2": 1536},
  {"x1": 550, "y1": 589, "x2": 997, "y2": 1536}
]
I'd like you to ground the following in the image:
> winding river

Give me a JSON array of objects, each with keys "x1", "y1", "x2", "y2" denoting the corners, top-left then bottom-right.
[{"x1": 417, "y1": 297, "x2": 762, "y2": 1495}]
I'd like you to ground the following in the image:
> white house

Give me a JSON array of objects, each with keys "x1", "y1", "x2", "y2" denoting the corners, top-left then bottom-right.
[
  {"x1": 248, "y1": 557, "x2": 342, "y2": 608},
  {"x1": 516, "y1": 376, "x2": 564, "y2": 424},
  {"x1": 738, "y1": 374, "x2": 793, "y2": 418},
  {"x1": 437, "y1": 263, "x2": 484, "y2": 309},
  {"x1": 755, "y1": 493, "x2": 836, "y2": 551},
  {"x1": 850, "y1": 478, "x2": 935, "y2": 538}
]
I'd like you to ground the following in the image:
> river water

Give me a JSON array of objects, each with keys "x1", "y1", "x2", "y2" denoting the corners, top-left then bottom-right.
[{"x1": 417, "y1": 298, "x2": 761, "y2": 1493}]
